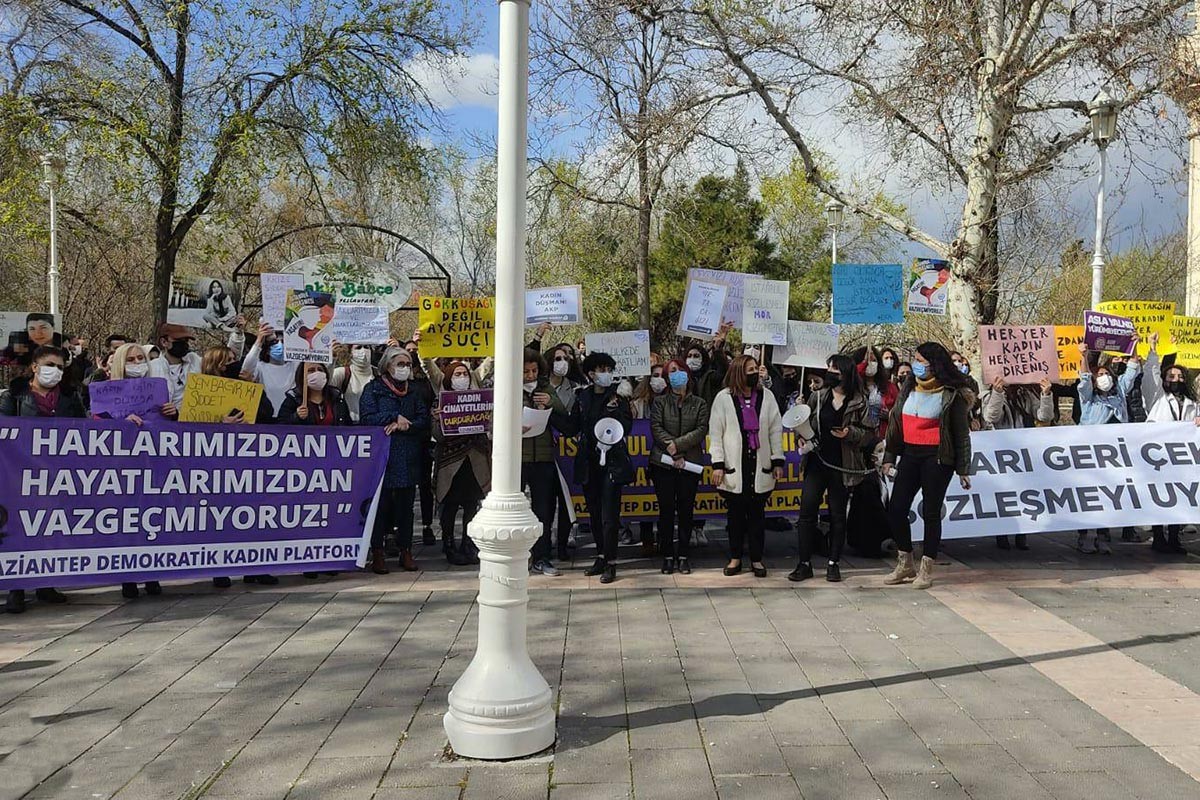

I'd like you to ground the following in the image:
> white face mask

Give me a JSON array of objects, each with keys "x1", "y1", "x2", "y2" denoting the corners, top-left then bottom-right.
[
  {"x1": 37, "y1": 365, "x2": 63, "y2": 388},
  {"x1": 125, "y1": 362, "x2": 150, "y2": 378},
  {"x1": 553, "y1": 359, "x2": 570, "y2": 377},
  {"x1": 686, "y1": 356, "x2": 702, "y2": 371},
  {"x1": 1096, "y1": 374, "x2": 1114, "y2": 392},
  {"x1": 306, "y1": 372, "x2": 328, "y2": 391},
  {"x1": 391, "y1": 365, "x2": 412, "y2": 382},
  {"x1": 452, "y1": 375, "x2": 471, "y2": 391},
  {"x1": 523, "y1": 380, "x2": 538, "y2": 393},
  {"x1": 649, "y1": 376, "x2": 667, "y2": 394},
  {"x1": 882, "y1": 357, "x2": 895, "y2": 370},
  {"x1": 865, "y1": 362, "x2": 878, "y2": 377},
  {"x1": 69, "y1": 345, "x2": 82, "y2": 356},
  {"x1": 594, "y1": 371, "x2": 614, "y2": 388},
  {"x1": 352, "y1": 348, "x2": 371, "y2": 365}
]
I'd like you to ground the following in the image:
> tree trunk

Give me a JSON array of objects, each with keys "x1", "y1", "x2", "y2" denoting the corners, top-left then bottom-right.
[
  {"x1": 153, "y1": 207, "x2": 176, "y2": 326},
  {"x1": 635, "y1": 146, "x2": 652, "y2": 332}
]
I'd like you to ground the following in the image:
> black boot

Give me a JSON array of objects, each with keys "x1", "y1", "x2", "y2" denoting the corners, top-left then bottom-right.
[
  {"x1": 584, "y1": 557, "x2": 606, "y2": 577},
  {"x1": 121, "y1": 583, "x2": 139, "y2": 599},
  {"x1": 422, "y1": 526, "x2": 436, "y2": 546},
  {"x1": 144, "y1": 581, "x2": 162, "y2": 596},
  {"x1": 212, "y1": 576, "x2": 232, "y2": 588},
  {"x1": 6, "y1": 590, "x2": 26, "y2": 614},
  {"x1": 36, "y1": 588, "x2": 67, "y2": 604},
  {"x1": 995, "y1": 536, "x2": 1010, "y2": 550},
  {"x1": 1014, "y1": 535, "x2": 1029, "y2": 551},
  {"x1": 788, "y1": 562, "x2": 814, "y2": 582},
  {"x1": 1168, "y1": 528, "x2": 1188, "y2": 555},
  {"x1": 600, "y1": 564, "x2": 616, "y2": 584}
]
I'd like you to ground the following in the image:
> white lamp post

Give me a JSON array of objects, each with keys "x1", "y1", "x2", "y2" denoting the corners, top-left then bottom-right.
[
  {"x1": 443, "y1": 0, "x2": 555, "y2": 760},
  {"x1": 825, "y1": 199, "x2": 844, "y2": 265},
  {"x1": 40, "y1": 154, "x2": 64, "y2": 316},
  {"x1": 1088, "y1": 88, "x2": 1118, "y2": 310}
]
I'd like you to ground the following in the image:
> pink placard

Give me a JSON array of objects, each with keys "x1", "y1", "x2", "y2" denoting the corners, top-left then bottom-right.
[{"x1": 979, "y1": 325, "x2": 1059, "y2": 385}]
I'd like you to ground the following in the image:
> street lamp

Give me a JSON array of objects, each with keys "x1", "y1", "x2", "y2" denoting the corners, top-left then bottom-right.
[
  {"x1": 40, "y1": 154, "x2": 64, "y2": 316},
  {"x1": 443, "y1": 0, "x2": 555, "y2": 760},
  {"x1": 825, "y1": 199, "x2": 844, "y2": 264},
  {"x1": 1088, "y1": 88, "x2": 1118, "y2": 310}
]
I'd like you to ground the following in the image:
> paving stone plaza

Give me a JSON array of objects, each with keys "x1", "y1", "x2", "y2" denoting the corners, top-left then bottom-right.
[{"x1": 3, "y1": 530, "x2": 1200, "y2": 799}]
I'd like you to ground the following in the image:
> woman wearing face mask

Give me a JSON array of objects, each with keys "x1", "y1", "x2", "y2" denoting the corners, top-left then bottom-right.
[
  {"x1": 709, "y1": 354, "x2": 786, "y2": 578},
  {"x1": 241, "y1": 322, "x2": 297, "y2": 417},
  {"x1": 683, "y1": 336, "x2": 730, "y2": 408},
  {"x1": 881, "y1": 342, "x2": 974, "y2": 589},
  {"x1": 332, "y1": 345, "x2": 377, "y2": 422},
  {"x1": 433, "y1": 362, "x2": 491, "y2": 566},
  {"x1": 880, "y1": 348, "x2": 900, "y2": 380},
  {"x1": 546, "y1": 343, "x2": 582, "y2": 560},
  {"x1": 852, "y1": 346, "x2": 899, "y2": 439},
  {"x1": 1139, "y1": 334, "x2": 1193, "y2": 554},
  {"x1": 521, "y1": 349, "x2": 570, "y2": 576},
  {"x1": 360, "y1": 347, "x2": 432, "y2": 574},
  {"x1": 789, "y1": 354, "x2": 872, "y2": 583},
  {"x1": 628, "y1": 363, "x2": 669, "y2": 554},
  {"x1": 277, "y1": 363, "x2": 352, "y2": 426},
  {"x1": 650, "y1": 359, "x2": 709, "y2": 574},
  {"x1": 1, "y1": 346, "x2": 78, "y2": 613},
  {"x1": 559, "y1": 352, "x2": 634, "y2": 583}
]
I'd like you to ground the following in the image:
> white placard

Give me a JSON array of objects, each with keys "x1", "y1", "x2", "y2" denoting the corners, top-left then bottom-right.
[
  {"x1": 772, "y1": 321, "x2": 840, "y2": 368},
  {"x1": 261, "y1": 272, "x2": 305, "y2": 330},
  {"x1": 330, "y1": 297, "x2": 390, "y2": 344},
  {"x1": 525, "y1": 285, "x2": 583, "y2": 325},
  {"x1": 742, "y1": 278, "x2": 790, "y2": 345},
  {"x1": 688, "y1": 268, "x2": 763, "y2": 327},
  {"x1": 677, "y1": 277, "x2": 728, "y2": 340},
  {"x1": 585, "y1": 330, "x2": 651, "y2": 377}
]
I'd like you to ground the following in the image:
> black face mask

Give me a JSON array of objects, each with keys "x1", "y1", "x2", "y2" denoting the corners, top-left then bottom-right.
[
  {"x1": 1165, "y1": 380, "x2": 1185, "y2": 396},
  {"x1": 223, "y1": 361, "x2": 242, "y2": 380},
  {"x1": 167, "y1": 339, "x2": 190, "y2": 359},
  {"x1": 1111, "y1": 362, "x2": 1127, "y2": 376},
  {"x1": 745, "y1": 373, "x2": 760, "y2": 388},
  {"x1": 824, "y1": 372, "x2": 842, "y2": 388}
]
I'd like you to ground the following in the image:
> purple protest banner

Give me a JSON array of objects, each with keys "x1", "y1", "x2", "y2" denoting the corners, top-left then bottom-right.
[
  {"x1": 0, "y1": 417, "x2": 387, "y2": 591},
  {"x1": 439, "y1": 389, "x2": 493, "y2": 436},
  {"x1": 87, "y1": 377, "x2": 169, "y2": 421},
  {"x1": 1084, "y1": 310, "x2": 1137, "y2": 354}
]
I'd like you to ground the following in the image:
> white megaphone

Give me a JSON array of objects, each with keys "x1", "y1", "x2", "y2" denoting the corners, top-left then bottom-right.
[
  {"x1": 594, "y1": 419, "x2": 626, "y2": 466},
  {"x1": 782, "y1": 403, "x2": 816, "y2": 441}
]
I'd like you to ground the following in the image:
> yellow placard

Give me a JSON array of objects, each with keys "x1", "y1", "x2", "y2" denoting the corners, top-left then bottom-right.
[
  {"x1": 417, "y1": 297, "x2": 496, "y2": 357},
  {"x1": 1171, "y1": 314, "x2": 1200, "y2": 368},
  {"x1": 1054, "y1": 325, "x2": 1085, "y2": 380},
  {"x1": 1095, "y1": 301, "x2": 1176, "y2": 357},
  {"x1": 179, "y1": 373, "x2": 265, "y2": 424}
]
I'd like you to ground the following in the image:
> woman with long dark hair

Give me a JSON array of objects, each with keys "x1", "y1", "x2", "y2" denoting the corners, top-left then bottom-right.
[
  {"x1": 1142, "y1": 333, "x2": 1195, "y2": 554},
  {"x1": 882, "y1": 342, "x2": 974, "y2": 590},
  {"x1": 650, "y1": 358, "x2": 709, "y2": 574},
  {"x1": 789, "y1": 354, "x2": 873, "y2": 583},
  {"x1": 851, "y1": 346, "x2": 899, "y2": 438}
]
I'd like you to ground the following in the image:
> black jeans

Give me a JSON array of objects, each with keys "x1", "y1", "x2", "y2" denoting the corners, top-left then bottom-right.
[
  {"x1": 584, "y1": 472, "x2": 623, "y2": 562},
  {"x1": 440, "y1": 462, "x2": 483, "y2": 550},
  {"x1": 522, "y1": 461, "x2": 559, "y2": 562},
  {"x1": 373, "y1": 486, "x2": 416, "y2": 551},
  {"x1": 888, "y1": 451, "x2": 955, "y2": 560},
  {"x1": 723, "y1": 490, "x2": 768, "y2": 562},
  {"x1": 418, "y1": 442, "x2": 434, "y2": 529},
  {"x1": 654, "y1": 466, "x2": 700, "y2": 558},
  {"x1": 797, "y1": 460, "x2": 850, "y2": 563},
  {"x1": 556, "y1": 483, "x2": 573, "y2": 551}
]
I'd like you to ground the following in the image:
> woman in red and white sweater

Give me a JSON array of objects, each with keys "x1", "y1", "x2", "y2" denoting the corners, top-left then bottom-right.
[{"x1": 881, "y1": 342, "x2": 974, "y2": 589}]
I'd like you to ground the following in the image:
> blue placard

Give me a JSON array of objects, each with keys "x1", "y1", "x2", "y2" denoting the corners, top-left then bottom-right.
[{"x1": 832, "y1": 263, "x2": 904, "y2": 324}]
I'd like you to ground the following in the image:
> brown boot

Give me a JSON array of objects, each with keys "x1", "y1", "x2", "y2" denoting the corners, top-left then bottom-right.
[
  {"x1": 911, "y1": 556, "x2": 935, "y2": 590},
  {"x1": 883, "y1": 551, "x2": 916, "y2": 585},
  {"x1": 371, "y1": 548, "x2": 390, "y2": 575},
  {"x1": 400, "y1": 549, "x2": 418, "y2": 572}
]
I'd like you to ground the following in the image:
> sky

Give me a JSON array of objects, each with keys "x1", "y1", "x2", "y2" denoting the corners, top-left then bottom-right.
[{"x1": 421, "y1": 4, "x2": 1189, "y2": 263}]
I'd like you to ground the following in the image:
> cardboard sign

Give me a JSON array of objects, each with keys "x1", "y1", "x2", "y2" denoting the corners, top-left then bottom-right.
[
  {"x1": 979, "y1": 325, "x2": 1058, "y2": 384},
  {"x1": 1083, "y1": 310, "x2": 1137, "y2": 355},
  {"x1": 439, "y1": 389, "x2": 494, "y2": 436},
  {"x1": 584, "y1": 330, "x2": 651, "y2": 377},
  {"x1": 329, "y1": 297, "x2": 390, "y2": 344},
  {"x1": 742, "y1": 278, "x2": 790, "y2": 346},
  {"x1": 1095, "y1": 301, "x2": 1175, "y2": 357},
  {"x1": 525, "y1": 285, "x2": 583, "y2": 325},
  {"x1": 832, "y1": 264, "x2": 905, "y2": 324},
  {"x1": 1054, "y1": 325, "x2": 1086, "y2": 380},
  {"x1": 261, "y1": 272, "x2": 305, "y2": 330},
  {"x1": 772, "y1": 321, "x2": 840, "y2": 368},
  {"x1": 687, "y1": 268, "x2": 763, "y2": 327},
  {"x1": 1170, "y1": 315, "x2": 1200, "y2": 368},
  {"x1": 677, "y1": 277, "x2": 728, "y2": 339},
  {"x1": 179, "y1": 374, "x2": 265, "y2": 424},
  {"x1": 283, "y1": 289, "x2": 336, "y2": 364},
  {"x1": 906, "y1": 258, "x2": 950, "y2": 316},
  {"x1": 418, "y1": 297, "x2": 495, "y2": 357},
  {"x1": 87, "y1": 378, "x2": 170, "y2": 421}
]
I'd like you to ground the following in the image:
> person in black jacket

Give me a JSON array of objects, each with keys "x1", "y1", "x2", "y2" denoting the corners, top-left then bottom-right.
[
  {"x1": 559, "y1": 352, "x2": 633, "y2": 584},
  {"x1": 0, "y1": 346, "x2": 76, "y2": 613},
  {"x1": 277, "y1": 362, "x2": 353, "y2": 426}
]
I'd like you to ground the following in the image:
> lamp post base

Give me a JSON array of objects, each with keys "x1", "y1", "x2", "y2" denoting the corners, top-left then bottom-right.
[{"x1": 443, "y1": 492, "x2": 556, "y2": 760}]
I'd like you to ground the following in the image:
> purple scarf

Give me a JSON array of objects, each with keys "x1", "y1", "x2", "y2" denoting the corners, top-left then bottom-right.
[{"x1": 738, "y1": 391, "x2": 761, "y2": 450}]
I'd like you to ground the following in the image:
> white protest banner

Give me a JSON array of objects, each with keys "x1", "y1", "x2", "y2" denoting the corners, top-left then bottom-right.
[
  {"x1": 742, "y1": 278, "x2": 790, "y2": 345},
  {"x1": 585, "y1": 330, "x2": 651, "y2": 377},
  {"x1": 905, "y1": 422, "x2": 1200, "y2": 541},
  {"x1": 261, "y1": 272, "x2": 305, "y2": 330},
  {"x1": 677, "y1": 277, "x2": 728, "y2": 339},
  {"x1": 525, "y1": 285, "x2": 583, "y2": 325},
  {"x1": 772, "y1": 321, "x2": 840, "y2": 368},
  {"x1": 688, "y1": 268, "x2": 762, "y2": 327},
  {"x1": 330, "y1": 297, "x2": 390, "y2": 344}
]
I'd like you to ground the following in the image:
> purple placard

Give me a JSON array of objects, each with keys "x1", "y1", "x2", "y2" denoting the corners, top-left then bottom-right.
[
  {"x1": 439, "y1": 389, "x2": 493, "y2": 436},
  {"x1": 1084, "y1": 310, "x2": 1137, "y2": 354},
  {"x1": 88, "y1": 377, "x2": 170, "y2": 421},
  {"x1": 0, "y1": 417, "x2": 388, "y2": 590}
]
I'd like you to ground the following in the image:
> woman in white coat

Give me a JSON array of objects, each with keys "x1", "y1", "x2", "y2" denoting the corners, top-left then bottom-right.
[
  {"x1": 709, "y1": 354, "x2": 785, "y2": 577},
  {"x1": 1143, "y1": 333, "x2": 1199, "y2": 554}
]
